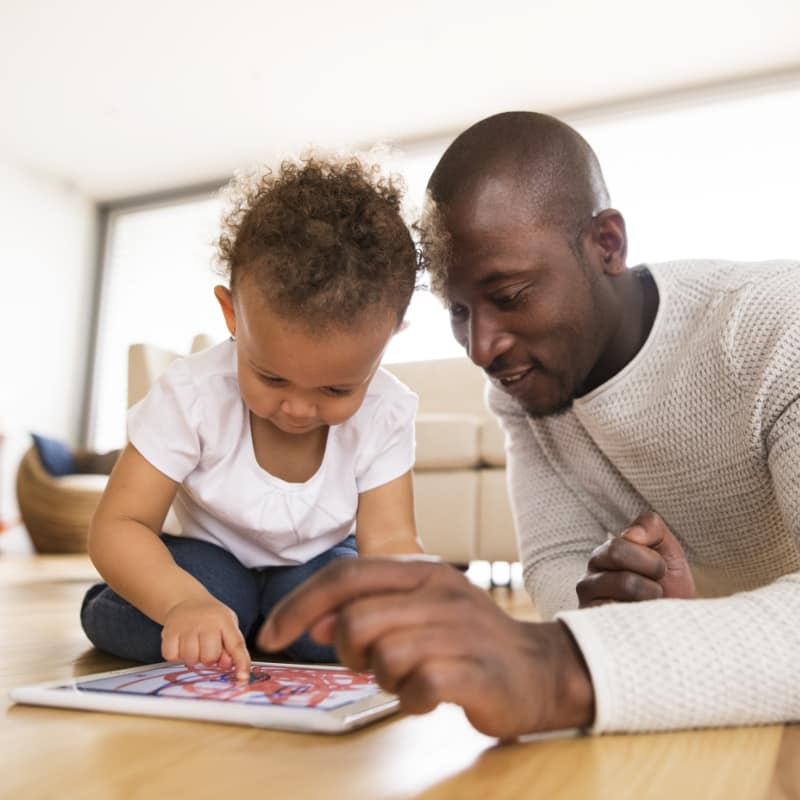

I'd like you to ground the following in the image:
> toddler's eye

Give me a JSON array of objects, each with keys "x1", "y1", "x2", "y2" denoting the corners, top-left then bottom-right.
[{"x1": 323, "y1": 387, "x2": 355, "y2": 397}]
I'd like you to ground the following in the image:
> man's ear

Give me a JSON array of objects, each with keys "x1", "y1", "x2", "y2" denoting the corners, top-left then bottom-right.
[
  {"x1": 214, "y1": 285, "x2": 237, "y2": 337},
  {"x1": 590, "y1": 209, "x2": 628, "y2": 275}
]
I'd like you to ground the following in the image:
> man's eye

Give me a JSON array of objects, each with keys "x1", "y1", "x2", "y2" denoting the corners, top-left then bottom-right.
[{"x1": 491, "y1": 288, "x2": 525, "y2": 309}]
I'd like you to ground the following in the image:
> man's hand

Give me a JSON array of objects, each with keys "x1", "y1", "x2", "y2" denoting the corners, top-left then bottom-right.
[
  {"x1": 576, "y1": 511, "x2": 696, "y2": 608},
  {"x1": 161, "y1": 597, "x2": 251, "y2": 681},
  {"x1": 257, "y1": 559, "x2": 595, "y2": 739}
]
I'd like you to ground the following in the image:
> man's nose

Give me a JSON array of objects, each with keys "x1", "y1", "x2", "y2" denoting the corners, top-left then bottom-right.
[{"x1": 466, "y1": 310, "x2": 512, "y2": 368}]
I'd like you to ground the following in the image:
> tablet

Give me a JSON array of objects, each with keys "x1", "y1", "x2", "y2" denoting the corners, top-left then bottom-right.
[{"x1": 10, "y1": 661, "x2": 400, "y2": 734}]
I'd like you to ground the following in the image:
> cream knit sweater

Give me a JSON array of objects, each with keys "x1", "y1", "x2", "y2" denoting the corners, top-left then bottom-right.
[{"x1": 487, "y1": 259, "x2": 800, "y2": 733}]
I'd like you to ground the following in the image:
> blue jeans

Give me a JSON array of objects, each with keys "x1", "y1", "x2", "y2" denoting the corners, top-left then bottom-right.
[{"x1": 80, "y1": 533, "x2": 357, "y2": 664}]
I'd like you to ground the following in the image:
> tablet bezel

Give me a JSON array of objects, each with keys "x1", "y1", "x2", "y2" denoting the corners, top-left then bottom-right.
[{"x1": 10, "y1": 661, "x2": 400, "y2": 734}]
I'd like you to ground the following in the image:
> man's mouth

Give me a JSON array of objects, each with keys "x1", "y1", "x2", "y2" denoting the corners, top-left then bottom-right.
[
  {"x1": 489, "y1": 360, "x2": 543, "y2": 387},
  {"x1": 497, "y1": 367, "x2": 534, "y2": 386}
]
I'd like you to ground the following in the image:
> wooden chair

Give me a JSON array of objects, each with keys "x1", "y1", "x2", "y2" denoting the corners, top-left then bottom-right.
[{"x1": 15, "y1": 447, "x2": 107, "y2": 553}]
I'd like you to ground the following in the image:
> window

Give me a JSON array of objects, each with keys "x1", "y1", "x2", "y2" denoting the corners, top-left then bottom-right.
[{"x1": 90, "y1": 196, "x2": 224, "y2": 450}]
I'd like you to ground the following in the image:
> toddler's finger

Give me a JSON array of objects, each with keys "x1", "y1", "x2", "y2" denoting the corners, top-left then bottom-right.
[
  {"x1": 161, "y1": 633, "x2": 180, "y2": 663},
  {"x1": 199, "y1": 631, "x2": 224, "y2": 666},
  {"x1": 223, "y1": 629, "x2": 251, "y2": 682},
  {"x1": 180, "y1": 635, "x2": 200, "y2": 668},
  {"x1": 216, "y1": 652, "x2": 233, "y2": 671}
]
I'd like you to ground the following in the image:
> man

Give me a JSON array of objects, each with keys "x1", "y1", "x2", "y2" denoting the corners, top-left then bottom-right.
[{"x1": 259, "y1": 112, "x2": 800, "y2": 736}]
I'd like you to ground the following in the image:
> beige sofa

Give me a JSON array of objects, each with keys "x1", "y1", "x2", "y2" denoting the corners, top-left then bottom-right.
[
  {"x1": 128, "y1": 339, "x2": 518, "y2": 565},
  {"x1": 382, "y1": 358, "x2": 517, "y2": 564}
]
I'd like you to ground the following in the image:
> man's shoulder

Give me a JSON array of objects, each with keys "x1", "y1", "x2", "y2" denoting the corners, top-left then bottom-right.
[
  {"x1": 651, "y1": 259, "x2": 800, "y2": 391},
  {"x1": 649, "y1": 258, "x2": 800, "y2": 299},
  {"x1": 650, "y1": 259, "x2": 800, "y2": 339}
]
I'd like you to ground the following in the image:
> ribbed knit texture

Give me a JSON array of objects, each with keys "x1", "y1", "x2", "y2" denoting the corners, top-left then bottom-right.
[{"x1": 488, "y1": 259, "x2": 800, "y2": 733}]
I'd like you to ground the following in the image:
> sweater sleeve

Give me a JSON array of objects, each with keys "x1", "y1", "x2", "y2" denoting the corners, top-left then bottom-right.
[
  {"x1": 558, "y1": 394, "x2": 800, "y2": 733},
  {"x1": 487, "y1": 383, "x2": 606, "y2": 619}
]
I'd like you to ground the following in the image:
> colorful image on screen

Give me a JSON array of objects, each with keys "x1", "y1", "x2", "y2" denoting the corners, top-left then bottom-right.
[{"x1": 64, "y1": 664, "x2": 380, "y2": 710}]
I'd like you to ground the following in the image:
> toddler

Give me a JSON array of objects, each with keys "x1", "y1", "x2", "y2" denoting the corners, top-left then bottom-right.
[{"x1": 82, "y1": 156, "x2": 423, "y2": 680}]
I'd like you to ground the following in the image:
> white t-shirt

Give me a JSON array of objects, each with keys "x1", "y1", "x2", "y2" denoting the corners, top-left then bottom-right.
[{"x1": 127, "y1": 340, "x2": 418, "y2": 568}]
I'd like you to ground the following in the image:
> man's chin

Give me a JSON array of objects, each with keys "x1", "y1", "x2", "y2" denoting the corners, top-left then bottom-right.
[{"x1": 509, "y1": 391, "x2": 574, "y2": 420}]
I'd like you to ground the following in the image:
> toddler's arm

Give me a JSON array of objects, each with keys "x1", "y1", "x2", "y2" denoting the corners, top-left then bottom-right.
[
  {"x1": 355, "y1": 470, "x2": 423, "y2": 556},
  {"x1": 88, "y1": 443, "x2": 250, "y2": 679}
]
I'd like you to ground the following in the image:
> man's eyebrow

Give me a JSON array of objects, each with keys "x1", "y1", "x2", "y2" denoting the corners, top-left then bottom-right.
[{"x1": 476, "y1": 269, "x2": 525, "y2": 287}]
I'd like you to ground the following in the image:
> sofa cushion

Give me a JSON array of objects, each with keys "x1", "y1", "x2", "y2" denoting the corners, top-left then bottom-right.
[
  {"x1": 385, "y1": 359, "x2": 507, "y2": 467},
  {"x1": 414, "y1": 413, "x2": 482, "y2": 470},
  {"x1": 31, "y1": 433, "x2": 77, "y2": 477},
  {"x1": 480, "y1": 419, "x2": 507, "y2": 467},
  {"x1": 478, "y1": 469, "x2": 520, "y2": 562},
  {"x1": 414, "y1": 470, "x2": 479, "y2": 563},
  {"x1": 385, "y1": 358, "x2": 487, "y2": 416}
]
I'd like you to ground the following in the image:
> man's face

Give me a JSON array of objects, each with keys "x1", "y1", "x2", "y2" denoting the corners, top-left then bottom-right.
[{"x1": 441, "y1": 181, "x2": 616, "y2": 418}]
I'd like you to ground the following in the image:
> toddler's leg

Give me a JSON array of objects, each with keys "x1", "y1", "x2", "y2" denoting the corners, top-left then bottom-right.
[
  {"x1": 257, "y1": 535, "x2": 358, "y2": 663},
  {"x1": 80, "y1": 534, "x2": 260, "y2": 663}
]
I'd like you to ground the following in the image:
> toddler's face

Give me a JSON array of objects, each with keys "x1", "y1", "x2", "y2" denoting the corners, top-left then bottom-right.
[{"x1": 215, "y1": 284, "x2": 395, "y2": 435}]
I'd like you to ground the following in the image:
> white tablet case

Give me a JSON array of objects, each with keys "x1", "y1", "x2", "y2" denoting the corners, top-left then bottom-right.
[{"x1": 10, "y1": 661, "x2": 400, "y2": 734}]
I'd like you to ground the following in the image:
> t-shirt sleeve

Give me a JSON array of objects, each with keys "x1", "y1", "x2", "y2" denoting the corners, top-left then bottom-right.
[
  {"x1": 126, "y1": 359, "x2": 202, "y2": 483},
  {"x1": 355, "y1": 388, "x2": 418, "y2": 494}
]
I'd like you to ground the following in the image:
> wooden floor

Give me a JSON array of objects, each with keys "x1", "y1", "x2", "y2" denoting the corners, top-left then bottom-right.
[{"x1": 2, "y1": 528, "x2": 799, "y2": 799}]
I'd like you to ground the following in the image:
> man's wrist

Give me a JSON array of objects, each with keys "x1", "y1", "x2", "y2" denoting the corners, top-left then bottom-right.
[{"x1": 544, "y1": 621, "x2": 595, "y2": 730}]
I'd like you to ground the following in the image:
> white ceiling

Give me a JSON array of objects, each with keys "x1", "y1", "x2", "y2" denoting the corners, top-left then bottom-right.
[{"x1": 2, "y1": 0, "x2": 799, "y2": 201}]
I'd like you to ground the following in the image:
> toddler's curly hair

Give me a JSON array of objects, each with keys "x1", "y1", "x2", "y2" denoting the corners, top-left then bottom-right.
[{"x1": 217, "y1": 156, "x2": 421, "y2": 331}]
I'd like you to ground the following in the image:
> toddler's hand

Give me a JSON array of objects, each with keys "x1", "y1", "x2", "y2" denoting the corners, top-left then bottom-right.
[
  {"x1": 161, "y1": 597, "x2": 251, "y2": 681},
  {"x1": 576, "y1": 511, "x2": 696, "y2": 608}
]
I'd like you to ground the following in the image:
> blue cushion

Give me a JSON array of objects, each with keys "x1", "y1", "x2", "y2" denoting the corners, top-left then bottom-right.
[{"x1": 31, "y1": 433, "x2": 77, "y2": 477}]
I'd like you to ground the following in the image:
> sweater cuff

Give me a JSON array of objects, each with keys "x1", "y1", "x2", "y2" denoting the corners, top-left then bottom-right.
[{"x1": 556, "y1": 608, "x2": 612, "y2": 735}]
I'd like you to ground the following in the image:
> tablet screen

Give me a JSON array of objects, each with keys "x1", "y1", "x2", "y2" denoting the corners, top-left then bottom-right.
[{"x1": 59, "y1": 663, "x2": 382, "y2": 711}]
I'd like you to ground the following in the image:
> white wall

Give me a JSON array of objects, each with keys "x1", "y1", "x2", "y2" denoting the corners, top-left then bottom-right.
[{"x1": 0, "y1": 160, "x2": 96, "y2": 521}]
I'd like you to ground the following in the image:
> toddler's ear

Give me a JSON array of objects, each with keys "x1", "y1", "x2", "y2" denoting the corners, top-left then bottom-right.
[{"x1": 214, "y1": 285, "x2": 236, "y2": 337}]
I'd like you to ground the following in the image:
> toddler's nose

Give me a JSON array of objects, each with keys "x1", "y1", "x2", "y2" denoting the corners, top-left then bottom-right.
[{"x1": 280, "y1": 396, "x2": 316, "y2": 419}]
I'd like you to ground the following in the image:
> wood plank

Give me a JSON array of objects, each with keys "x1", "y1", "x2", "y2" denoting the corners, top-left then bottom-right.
[
  {"x1": 0, "y1": 554, "x2": 789, "y2": 799},
  {"x1": 767, "y1": 725, "x2": 800, "y2": 800}
]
